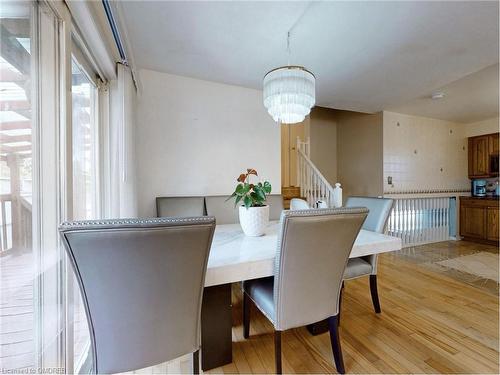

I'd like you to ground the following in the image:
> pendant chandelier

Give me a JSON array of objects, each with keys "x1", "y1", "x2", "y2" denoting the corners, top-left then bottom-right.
[{"x1": 263, "y1": 32, "x2": 315, "y2": 124}]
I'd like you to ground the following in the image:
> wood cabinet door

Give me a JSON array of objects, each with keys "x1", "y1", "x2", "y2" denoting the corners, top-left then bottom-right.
[
  {"x1": 281, "y1": 122, "x2": 305, "y2": 187},
  {"x1": 489, "y1": 133, "x2": 499, "y2": 154},
  {"x1": 487, "y1": 207, "x2": 499, "y2": 242},
  {"x1": 468, "y1": 136, "x2": 489, "y2": 178},
  {"x1": 460, "y1": 205, "x2": 486, "y2": 239}
]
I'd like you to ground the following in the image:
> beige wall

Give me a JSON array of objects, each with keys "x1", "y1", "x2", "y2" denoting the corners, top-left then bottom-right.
[
  {"x1": 463, "y1": 117, "x2": 499, "y2": 137},
  {"x1": 309, "y1": 107, "x2": 338, "y2": 186},
  {"x1": 383, "y1": 111, "x2": 469, "y2": 192},
  {"x1": 336, "y1": 111, "x2": 384, "y2": 198},
  {"x1": 136, "y1": 69, "x2": 281, "y2": 217}
]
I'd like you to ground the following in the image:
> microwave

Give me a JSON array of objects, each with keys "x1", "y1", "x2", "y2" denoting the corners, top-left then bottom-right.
[{"x1": 490, "y1": 154, "x2": 499, "y2": 176}]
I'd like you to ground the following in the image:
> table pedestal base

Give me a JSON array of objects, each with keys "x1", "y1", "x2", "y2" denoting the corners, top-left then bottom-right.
[{"x1": 201, "y1": 284, "x2": 232, "y2": 371}]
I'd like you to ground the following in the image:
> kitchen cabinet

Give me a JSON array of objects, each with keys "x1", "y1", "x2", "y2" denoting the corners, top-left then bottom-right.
[
  {"x1": 489, "y1": 133, "x2": 499, "y2": 154},
  {"x1": 468, "y1": 133, "x2": 499, "y2": 178},
  {"x1": 460, "y1": 205, "x2": 485, "y2": 239},
  {"x1": 460, "y1": 197, "x2": 499, "y2": 244},
  {"x1": 487, "y1": 207, "x2": 499, "y2": 242},
  {"x1": 468, "y1": 136, "x2": 489, "y2": 178}
]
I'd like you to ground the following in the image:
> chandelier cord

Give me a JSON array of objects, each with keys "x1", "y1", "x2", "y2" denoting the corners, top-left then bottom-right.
[
  {"x1": 286, "y1": 31, "x2": 291, "y2": 66},
  {"x1": 285, "y1": 2, "x2": 315, "y2": 67}
]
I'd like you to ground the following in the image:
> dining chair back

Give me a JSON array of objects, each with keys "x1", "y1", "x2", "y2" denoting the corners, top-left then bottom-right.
[
  {"x1": 273, "y1": 208, "x2": 368, "y2": 330},
  {"x1": 345, "y1": 196, "x2": 393, "y2": 233},
  {"x1": 156, "y1": 196, "x2": 206, "y2": 217},
  {"x1": 267, "y1": 194, "x2": 284, "y2": 220},
  {"x1": 242, "y1": 208, "x2": 368, "y2": 374},
  {"x1": 205, "y1": 196, "x2": 239, "y2": 224},
  {"x1": 59, "y1": 217, "x2": 216, "y2": 374}
]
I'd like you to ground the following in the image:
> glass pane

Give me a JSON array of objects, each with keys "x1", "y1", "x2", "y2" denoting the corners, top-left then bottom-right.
[
  {"x1": 71, "y1": 56, "x2": 98, "y2": 371},
  {"x1": 0, "y1": 1, "x2": 36, "y2": 370},
  {"x1": 72, "y1": 58, "x2": 97, "y2": 221}
]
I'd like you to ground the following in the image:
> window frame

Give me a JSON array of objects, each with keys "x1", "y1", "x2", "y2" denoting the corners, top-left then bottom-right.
[{"x1": 65, "y1": 27, "x2": 107, "y2": 374}]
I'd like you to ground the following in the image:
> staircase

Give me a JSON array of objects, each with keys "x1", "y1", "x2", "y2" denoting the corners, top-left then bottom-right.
[{"x1": 296, "y1": 137, "x2": 336, "y2": 207}]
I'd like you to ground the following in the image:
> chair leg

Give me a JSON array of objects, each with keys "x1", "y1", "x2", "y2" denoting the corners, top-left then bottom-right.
[
  {"x1": 193, "y1": 350, "x2": 199, "y2": 374},
  {"x1": 337, "y1": 284, "x2": 343, "y2": 327},
  {"x1": 369, "y1": 274, "x2": 381, "y2": 313},
  {"x1": 243, "y1": 292, "x2": 251, "y2": 339},
  {"x1": 274, "y1": 330, "x2": 282, "y2": 374},
  {"x1": 328, "y1": 315, "x2": 345, "y2": 374}
]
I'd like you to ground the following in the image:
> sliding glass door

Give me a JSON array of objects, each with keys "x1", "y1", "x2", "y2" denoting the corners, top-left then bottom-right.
[
  {"x1": 0, "y1": 0, "x2": 66, "y2": 371},
  {"x1": 0, "y1": 1, "x2": 37, "y2": 368}
]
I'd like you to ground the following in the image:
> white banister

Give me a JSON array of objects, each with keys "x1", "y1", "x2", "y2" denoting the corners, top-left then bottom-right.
[
  {"x1": 296, "y1": 137, "x2": 336, "y2": 207},
  {"x1": 384, "y1": 194, "x2": 459, "y2": 247}
]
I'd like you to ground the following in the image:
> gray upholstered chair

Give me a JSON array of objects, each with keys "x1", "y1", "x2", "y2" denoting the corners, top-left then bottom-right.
[
  {"x1": 344, "y1": 196, "x2": 393, "y2": 314},
  {"x1": 267, "y1": 194, "x2": 284, "y2": 220},
  {"x1": 243, "y1": 208, "x2": 368, "y2": 374},
  {"x1": 59, "y1": 217, "x2": 216, "y2": 374},
  {"x1": 205, "y1": 195, "x2": 239, "y2": 224},
  {"x1": 289, "y1": 198, "x2": 310, "y2": 210},
  {"x1": 156, "y1": 196, "x2": 206, "y2": 217}
]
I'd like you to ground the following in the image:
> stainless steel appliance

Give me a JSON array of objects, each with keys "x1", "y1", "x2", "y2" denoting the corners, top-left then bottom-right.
[{"x1": 472, "y1": 179, "x2": 487, "y2": 197}]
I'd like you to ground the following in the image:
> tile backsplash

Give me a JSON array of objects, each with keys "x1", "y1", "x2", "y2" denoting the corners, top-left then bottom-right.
[{"x1": 383, "y1": 111, "x2": 469, "y2": 193}]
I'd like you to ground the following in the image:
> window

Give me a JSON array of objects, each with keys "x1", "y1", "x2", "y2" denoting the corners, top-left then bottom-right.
[
  {"x1": 71, "y1": 56, "x2": 99, "y2": 220},
  {"x1": 67, "y1": 49, "x2": 101, "y2": 372}
]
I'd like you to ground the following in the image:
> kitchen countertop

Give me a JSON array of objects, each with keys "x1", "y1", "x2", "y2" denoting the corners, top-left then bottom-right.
[{"x1": 460, "y1": 196, "x2": 499, "y2": 200}]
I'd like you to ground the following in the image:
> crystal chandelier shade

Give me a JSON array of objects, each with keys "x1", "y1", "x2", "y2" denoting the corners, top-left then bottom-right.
[{"x1": 263, "y1": 66, "x2": 315, "y2": 124}]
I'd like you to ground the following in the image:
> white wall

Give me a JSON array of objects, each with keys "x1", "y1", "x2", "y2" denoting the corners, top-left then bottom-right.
[
  {"x1": 136, "y1": 69, "x2": 281, "y2": 217},
  {"x1": 463, "y1": 117, "x2": 499, "y2": 137},
  {"x1": 383, "y1": 111, "x2": 469, "y2": 192}
]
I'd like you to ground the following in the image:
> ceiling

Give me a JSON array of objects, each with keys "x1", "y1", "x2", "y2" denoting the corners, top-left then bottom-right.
[
  {"x1": 388, "y1": 63, "x2": 499, "y2": 123},
  {"x1": 119, "y1": 1, "x2": 499, "y2": 122}
]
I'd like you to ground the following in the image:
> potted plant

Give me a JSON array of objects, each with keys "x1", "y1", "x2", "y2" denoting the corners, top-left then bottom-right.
[{"x1": 228, "y1": 168, "x2": 272, "y2": 236}]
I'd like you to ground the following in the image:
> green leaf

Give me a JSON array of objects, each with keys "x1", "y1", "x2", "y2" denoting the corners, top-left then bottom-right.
[
  {"x1": 225, "y1": 192, "x2": 237, "y2": 202},
  {"x1": 234, "y1": 194, "x2": 243, "y2": 207},
  {"x1": 243, "y1": 195, "x2": 252, "y2": 208},
  {"x1": 235, "y1": 183, "x2": 245, "y2": 194},
  {"x1": 254, "y1": 186, "x2": 266, "y2": 201},
  {"x1": 263, "y1": 181, "x2": 272, "y2": 194}
]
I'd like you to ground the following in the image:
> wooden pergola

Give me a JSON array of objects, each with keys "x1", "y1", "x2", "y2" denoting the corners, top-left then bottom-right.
[{"x1": 0, "y1": 18, "x2": 33, "y2": 253}]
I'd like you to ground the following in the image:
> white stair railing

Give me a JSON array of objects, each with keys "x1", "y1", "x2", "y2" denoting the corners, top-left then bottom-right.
[
  {"x1": 385, "y1": 195, "x2": 454, "y2": 247},
  {"x1": 296, "y1": 137, "x2": 336, "y2": 207}
]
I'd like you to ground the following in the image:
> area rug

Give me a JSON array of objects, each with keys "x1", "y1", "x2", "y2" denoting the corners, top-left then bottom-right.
[{"x1": 436, "y1": 251, "x2": 499, "y2": 283}]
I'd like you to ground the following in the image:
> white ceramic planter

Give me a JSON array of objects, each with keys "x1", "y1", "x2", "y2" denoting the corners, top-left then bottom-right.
[{"x1": 239, "y1": 205, "x2": 269, "y2": 237}]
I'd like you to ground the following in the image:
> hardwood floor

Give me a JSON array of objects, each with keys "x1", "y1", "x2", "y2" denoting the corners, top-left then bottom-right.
[{"x1": 207, "y1": 241, "x2": 499, "y2": 374}]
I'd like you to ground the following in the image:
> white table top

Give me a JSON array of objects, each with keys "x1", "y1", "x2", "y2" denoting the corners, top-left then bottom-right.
[{"x1": 205, "y1": 222, "x2": 402, "y2": 287}]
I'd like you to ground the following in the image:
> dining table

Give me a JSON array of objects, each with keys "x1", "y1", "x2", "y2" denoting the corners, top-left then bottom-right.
[{"x1": 200, "y1": 221, "x2": 402, "y2": 371}]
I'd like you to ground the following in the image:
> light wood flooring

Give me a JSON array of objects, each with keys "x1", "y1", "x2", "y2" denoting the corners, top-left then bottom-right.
[{"x1": 207, "y1": 240, "x2": 499, "y2": 374}]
